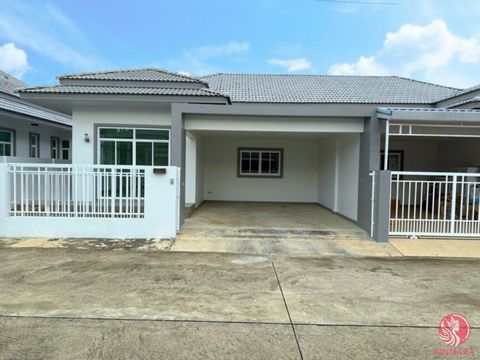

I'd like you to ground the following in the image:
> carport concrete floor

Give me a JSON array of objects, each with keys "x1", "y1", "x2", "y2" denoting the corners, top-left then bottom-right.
[
  {"x1": 173, "y1": 201, "x2": 401, "y2": 256},
  {"x1": 0, "y1": 248, "x2": 479, "y2": 359}
]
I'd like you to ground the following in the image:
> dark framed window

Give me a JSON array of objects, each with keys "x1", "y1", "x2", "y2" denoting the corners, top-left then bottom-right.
[
  {"x1": 238, "y1": 148, "x2": 283, "y2": 178},
  {"x1": 29, "y1": 133, "x2": 40, "y2": 158},
  {"x1": 61, "y1": 140, "x2": 70, "y2": 160},
  {"x1": 51, "y1": 137, "x2": 60, "y2": 159},
  {"x1": 0, "y1": 129, "x2": 14, "y2": 156}
]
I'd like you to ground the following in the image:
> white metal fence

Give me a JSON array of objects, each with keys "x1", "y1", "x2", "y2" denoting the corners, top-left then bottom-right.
[
  {"x1": 0, "y1": 163, "x2": 180, "y2": 239},
  {"x1": 8, "y1": 164, "x2": 145, "y2": 218},
  {"x1": 390, "y1": 171, "x2": 480, "y2": 237}
]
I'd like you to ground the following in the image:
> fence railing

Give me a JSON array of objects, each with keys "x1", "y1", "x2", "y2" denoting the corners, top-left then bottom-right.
[
  {"x1": 8, "y1": 164, "x2": 146, "y2": 218},
  {"x1": 390, "y1": 171, "x2": 480, "y2": 237}
]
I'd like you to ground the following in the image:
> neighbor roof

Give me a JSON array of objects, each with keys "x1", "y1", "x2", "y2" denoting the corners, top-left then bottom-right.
[
  {"x1": 435, "y1": 84, "x2": 480, "y2": 104},
  {"x1": 0, "y1": 71, "x2": 71, "y2": 126},
  {"x1": 0, "y1": 96, "x2": 71, "y2": 126},
  {"x1": 0, "y1": 71, "x2": 28, "y2": 96},
  {"x1": 200, "y1": 73, "x2": 460, "y2": 104},
  {"x1": 59, "y1": 68, "x2": 205, "y2": 84},
  {"x1": 444, "y1": 96, "x2": 480, "y2": 109}
]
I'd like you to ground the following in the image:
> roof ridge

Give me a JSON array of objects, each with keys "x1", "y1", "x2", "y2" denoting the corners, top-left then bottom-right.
[
  {"x1": 58, "y1": 67, "x2": 206, "y2": 83},
  {"x1": 200, "y1": 72, "x2": 402, "y2": 78}
]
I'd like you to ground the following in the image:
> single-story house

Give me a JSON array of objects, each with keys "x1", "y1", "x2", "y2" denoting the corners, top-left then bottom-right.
[
  {"x1": 0, "y1": 71, "x2": 72, "y2": 163},
  {"x1": 1, "y1": 67, "x2": 479, "y2": 241}
]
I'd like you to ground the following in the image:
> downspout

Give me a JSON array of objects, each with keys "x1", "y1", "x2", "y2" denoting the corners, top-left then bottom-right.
[{"x1": 370, "y1": 171, "x2": 375, "y2": 237}]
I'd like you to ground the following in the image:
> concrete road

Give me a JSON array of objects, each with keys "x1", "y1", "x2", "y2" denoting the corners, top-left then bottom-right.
[{"x1": 0, "y1": 248, "x2": 479, "y2": 359}]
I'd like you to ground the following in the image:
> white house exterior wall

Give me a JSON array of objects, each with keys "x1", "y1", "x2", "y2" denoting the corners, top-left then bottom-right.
[
  {"x1": 202, "y1": 136, "x2": 320, "y2": 203},
  {"x1": 317, "y1": 134, "x2": 360, "y2": 221},
  {"x1": 336, "y1": 134, "x2": 360, "y2": 221},
  {"x1": 72, "y1": 105, "x2": 171, "y2": 164},
  {"x1": 185, "y1": 133, "x2": 196, "y2": 205}
]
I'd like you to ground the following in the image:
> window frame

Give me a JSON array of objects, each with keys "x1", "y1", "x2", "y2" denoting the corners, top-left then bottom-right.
[
  {"x1": 237, "y1": 148, "x2": 283, "y2": 178},
  {"x1": 61, "y1": 140, "x2": 70, "y2": 160},
  {"x1": 0, "y1": 128, "x2": 15, "y2": 157},
  {"x1": 51, "y1": 136, "x2": 60, "y2": 159},
  {"x1": 96, "y1": 126, "x2": 170, "y2": 166},
  {"x1": 29, "y1": 132, "x2": 40, "y2": 158}
]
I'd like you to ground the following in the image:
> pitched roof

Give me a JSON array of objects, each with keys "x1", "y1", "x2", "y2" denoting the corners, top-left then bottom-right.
[
  {"x1": 445, "y1": 96, "x2": 480, "y2": 109},
  {"x1": 0, "y1": 71, "x2": 28, "y2": 96},
  {"x1": 20, "y1": 84, "x2": 228, "y2": 99},
  {"x1": 200, "y1": 73, "x2": 460, "y2": 104},
  {"x1": 436, "y1": 84, "x2": 480, "y2": 103},
  {"x1": 0, "y1": 95, "x2": 71, "y2": 126},
  {"x1": 59, "y1": 68, "x2": 205, "y2": 84}
]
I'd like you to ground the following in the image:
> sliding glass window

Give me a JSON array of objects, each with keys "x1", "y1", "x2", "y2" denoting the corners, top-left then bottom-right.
[{"x1": 98, "y1": 127, "x2": 170, "y2": 166}]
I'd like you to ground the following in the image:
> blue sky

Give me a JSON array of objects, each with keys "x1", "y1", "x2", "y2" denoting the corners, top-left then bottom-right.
[{"x1": 0, "y1": 0, "x2": 480, "y2": 88}]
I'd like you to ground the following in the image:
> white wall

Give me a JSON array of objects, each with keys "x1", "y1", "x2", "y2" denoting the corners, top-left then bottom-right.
[
  {"x1": 195, "y1": 136, "x2": 204, "y2": 207},
  {"x1": 336, "y1": 134, "x2": 360, "y2": 220},
  {"x1": 202, "y1": 136, "x2": 319, "y2": 203},
  {"x1": 185, "y1": 133, "x2": 196, "y2": 204},
  {"x1": 0, "y1": 117, "x2": 71, "y2": 159},
  {"x1": 317, "y1": 134, "x2": 360, "y2": 221},
  {"x1": 185, "y1": 114, "x2": 363, "y2": 133},
  {"x1": 317, "y1": 137, "x2": 337, "y2": 210},
  {"x1": 72, "y1": 105, "x2": 171, "y2": 164}
]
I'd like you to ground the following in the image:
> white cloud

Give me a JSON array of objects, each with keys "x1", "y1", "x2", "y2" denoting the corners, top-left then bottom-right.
[
  {"x1": 0, "y1": 42, "x2": 29, "y2": 77},
  {"x1": 328, "y1": 20, "x2": 480, "y2": 87},
  {"x1": 269, "y1": 58, "x2": 312, "y2": 72},
  {"x1": 169, "y1": 41, "x2": 250, "y2": 75},
  {"x1": 0, "y1": 1, "x2": 104, "y2": 70},
  {"x1": 329, "y1": 56, "x2": 389, "y2": 76}
]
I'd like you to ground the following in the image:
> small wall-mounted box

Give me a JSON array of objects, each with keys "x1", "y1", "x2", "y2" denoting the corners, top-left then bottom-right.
[{"x1": 153, "y1": 168, "x2": 167, "y2": 175}]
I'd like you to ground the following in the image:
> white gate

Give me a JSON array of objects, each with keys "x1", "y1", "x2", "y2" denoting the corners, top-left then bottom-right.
[{"x1": 390, "y1": 171, "x2": 480, "y2": 237}]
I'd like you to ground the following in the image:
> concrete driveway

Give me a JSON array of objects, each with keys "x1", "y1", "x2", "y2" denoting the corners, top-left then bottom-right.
[{"x1": 0, "y1": 248, "x2": 479, "y2": 359}]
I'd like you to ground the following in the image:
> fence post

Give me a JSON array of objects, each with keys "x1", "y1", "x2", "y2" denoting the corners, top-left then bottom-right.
[
  {"x1": 450, "y1": 175, "x2": 457, "y2": 234},
  {"x1": 373, "y1": 170, "x2": 391, "y2": 242},
  {"x1": 0, "y1": 164, "x2": 10, "y2": 236}
]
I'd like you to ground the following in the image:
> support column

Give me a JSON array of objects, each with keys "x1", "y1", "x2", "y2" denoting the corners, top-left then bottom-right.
[
  {"x1": 357, "y1": 113, "x2": 381, "y2": 238},
  {"x1": 171, "y1": 105, "x2": 186, "y2": 227},
  {"x1": 373, "y1": 170, "x2": 391, "y2": 243}
]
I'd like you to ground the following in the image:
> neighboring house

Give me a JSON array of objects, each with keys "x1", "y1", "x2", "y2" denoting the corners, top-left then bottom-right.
[
  {"x1": 0, "y1": 67, "x2": 479, "y2": 241},
  {"x1": 0, "y1": 71, "x2": 72, "y2": 162}
]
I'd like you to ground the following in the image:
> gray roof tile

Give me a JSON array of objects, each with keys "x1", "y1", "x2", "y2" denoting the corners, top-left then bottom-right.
[
  {"x1": 0, "y1": 95, "x2": 71, "y2": 126},
  {"x1": 0, "y1": 71, "x2": 28, "y2": 96},
  {"x1": 21, "y1": 85, "x2": 228, "y2": 99},
  {"x1": 445, "y1": 96, "x2": 480, "y2": 109},
  {"x1": 59, "y1": 68, "x2": 205, "y2": 84},
  {"x1": 436, "y1": 84, "x2": 480, "y2": 103},
  {"x1": 200, "y1": 73, "x2": 460, "y2": 104}
]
